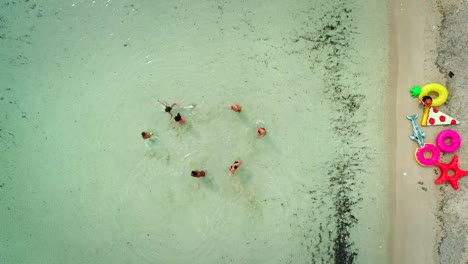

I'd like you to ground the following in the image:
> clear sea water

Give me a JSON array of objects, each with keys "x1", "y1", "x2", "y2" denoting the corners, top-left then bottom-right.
[{"x1": 0, "y1": 0, "x2": 392, "y2": 263}]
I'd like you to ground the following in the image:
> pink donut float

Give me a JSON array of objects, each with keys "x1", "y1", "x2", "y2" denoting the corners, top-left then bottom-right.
[
  {"x1": 436, "y1": 129, "x2": 461, "y2": 153},
  {"x1": 415, "y1": 143, "x2": 441, "y2": 166}
]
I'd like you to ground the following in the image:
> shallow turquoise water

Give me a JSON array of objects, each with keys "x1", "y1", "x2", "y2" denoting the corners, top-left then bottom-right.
[{"x1": 0, "y1": 0, "x2": 391, "y2": 263}]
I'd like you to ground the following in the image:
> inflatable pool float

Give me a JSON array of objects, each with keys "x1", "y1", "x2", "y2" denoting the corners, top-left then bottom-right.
[
  {"x1": 436, "y1": 129, "x2": 461, "y2": 153},
  {"x1": 407, "y1": 114, "x2": 425, "y2": 147},
  {"x1": 415, "y1": 143, "x2": 441, "y2": 166},
  {"x1": 421, "y1": 107, "x2": 460, "y2": 126},
  {"x1": 434, "y1": 155, "x2": 468, "y2": 190},
  {"x1": 409, "y1": 83, "x2": 448, "y2": 107}
]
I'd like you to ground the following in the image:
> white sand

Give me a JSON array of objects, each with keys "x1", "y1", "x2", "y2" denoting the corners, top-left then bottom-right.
[{"x1": 391, "y1": 0, "x2": 446, "y2": 262}]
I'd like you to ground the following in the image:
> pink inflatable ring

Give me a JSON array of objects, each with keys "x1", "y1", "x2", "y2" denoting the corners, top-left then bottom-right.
[
  {"x1": 415, "y1": 143, "x2": 441, "y2": 166},
  {"x1": 436, "y1": 129, "x2": 461, "y2": 153}
]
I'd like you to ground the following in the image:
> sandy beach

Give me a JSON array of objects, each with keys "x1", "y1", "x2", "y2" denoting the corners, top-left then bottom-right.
[
  {"x1": 392, "y1": 0, "x2": 468, "y2": 263},
  {"x1": 392, "y1": 0, "x2": 442, "y2": 262}
]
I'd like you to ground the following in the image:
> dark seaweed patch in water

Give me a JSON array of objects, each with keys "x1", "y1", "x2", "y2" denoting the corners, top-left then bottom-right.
[{"x1": 295, "y1": 4, "x2": 366, "y2": 264}]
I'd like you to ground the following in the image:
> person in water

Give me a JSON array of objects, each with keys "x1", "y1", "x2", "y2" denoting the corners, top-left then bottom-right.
[
  {"x1": 191, "y1": 170, "x2": 206, "y2": 178},
  {"x1": 141, "y1": 131, "x2": 153, "y2": 140},
  {"x1": 229, "y1": 160, "x2": 241, "y2": 174},
  {"x1": 231, "y1": 104, "x2": 242, "y2": 112},
  {"x1": 157, "y1": 100, "x2": 179, "y2": 118},
  {"x1": 174, "y1": 113, "x2": 186, "y2": 124},
  {"x1": 418, "y1": 95, "x2": 433, "y2": 108},
  {"x1": 257, "y1": 127, "x2": 267, "y2": 138}
]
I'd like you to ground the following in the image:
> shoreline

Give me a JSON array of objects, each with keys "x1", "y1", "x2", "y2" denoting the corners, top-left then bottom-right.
[{"x1": 391, "y1": 0, "x2": 446, "y2": 263}]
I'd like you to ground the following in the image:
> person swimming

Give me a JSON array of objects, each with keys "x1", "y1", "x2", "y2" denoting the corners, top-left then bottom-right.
[
  {"x1": 157, "y1": 100, "x2": 179, "y2": 118},
  {"x1": 229, "y1": 160, "x2": 241, "y2": 174},
  {"x1": 174, "y1": 113, "x2": 185, "y2": 124},
  {"x1": 141, "y1": 131, "x2": 153, "y2": 140},
  {"x1": 191, "y1": 170, "x2": 206, "y2": 178},
  {"x1": 231, "y1": 104, "x2": 242, "y2": 112},
  {"x1": 256, "y1": 127, "x2": 267, "y2": 138}
]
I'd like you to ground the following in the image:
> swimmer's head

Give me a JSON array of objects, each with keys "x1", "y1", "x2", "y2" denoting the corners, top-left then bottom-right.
[
  {"x1": 231, "y1": 104, "x2": 241, "y2": 112},
  {"x1": 257, "y1": 127, "x2": 267, "y2": 137},
  {"x1": 165, "y1": 106, "x2": 172, "y2": 112},
  {"x1": 191, "y1": 170, "x2": 197, "y2": 177},
  {"x1": 141, "y1": 131, "x2": 152, "y2": 139},
  {"x1": 174, "y1": 113, "x2": 182, "y2": 121},
  {"x1": 230, "y1": 161, "x2": 240, "y2": 174}
]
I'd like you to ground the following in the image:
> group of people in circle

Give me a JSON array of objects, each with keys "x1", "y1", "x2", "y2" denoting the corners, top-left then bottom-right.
[{"x1": 140, "y1": 100, "x2": 268, "y2": 179}]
